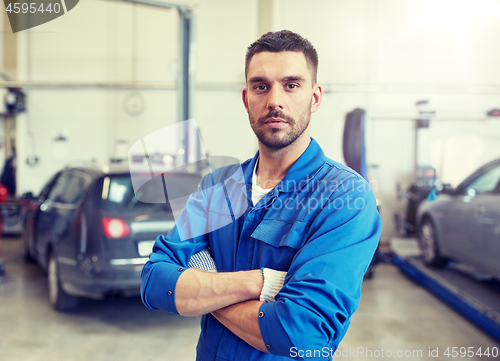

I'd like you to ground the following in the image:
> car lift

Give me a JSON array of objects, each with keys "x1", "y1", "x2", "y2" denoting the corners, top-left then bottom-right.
[{"x1": 390, "y1": 239, "x2": 500, "y2": 342}]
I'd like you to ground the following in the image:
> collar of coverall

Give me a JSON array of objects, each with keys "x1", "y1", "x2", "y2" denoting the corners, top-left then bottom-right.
[{"x1": 242, "y1": 137, "x2": 327, "y2": 194}]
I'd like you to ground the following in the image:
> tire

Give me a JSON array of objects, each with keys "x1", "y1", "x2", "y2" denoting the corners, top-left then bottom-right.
[
  {"x1": 418, "y1": 218, "x2": 449, "y2": 268},
  {"x1": 48, "y1": 252, "x2": 78, "y2": 311}
]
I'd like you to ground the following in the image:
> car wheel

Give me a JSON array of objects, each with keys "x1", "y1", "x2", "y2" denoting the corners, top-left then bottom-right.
[
  {"x1": 48, "y1": 252, "x2": 78, "y2": 311},
  {"x1": 418, "y1": 218, "x2": 449, "y2": 268}
]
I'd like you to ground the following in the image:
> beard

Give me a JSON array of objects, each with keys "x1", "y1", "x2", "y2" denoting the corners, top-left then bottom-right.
[{"x1": 249, "y1": 107, "x2": 311, "y2": 150}]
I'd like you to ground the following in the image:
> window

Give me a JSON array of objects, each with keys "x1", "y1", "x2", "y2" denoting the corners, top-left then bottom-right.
[
  {"x1": 100, "y1": 173, "x2": 201, "y2": 212},
  {"x1": 39, "y1": 172, "x2": 61, "y2": 200},
  {"x1": 465, "y1": 165, "x2": 500, "y2": 195},
  {"x1": 47, "y1": 172, "x2": 90, "y2": 204},
  {"x1": 62, "y1": 174, "x2": 90, "y2": 204},
  {"x1": 47, "y1": 174, "x2": 70, "y2": 203}
]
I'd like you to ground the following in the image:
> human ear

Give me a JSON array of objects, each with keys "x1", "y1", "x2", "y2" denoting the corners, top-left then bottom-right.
[
  {"x1": 311, "y1": 84, "x2": 322, "y2": 113},
  {"x1": 242, "y1": 87, "x2": 249, "y2": 113}
]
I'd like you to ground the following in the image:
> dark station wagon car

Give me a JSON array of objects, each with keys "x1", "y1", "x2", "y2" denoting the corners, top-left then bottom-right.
[{"x1": 20, "y1": 163, "x2": 201, "y2": 311}]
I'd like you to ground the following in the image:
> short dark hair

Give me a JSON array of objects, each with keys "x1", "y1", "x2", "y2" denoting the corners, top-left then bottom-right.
[{"x1": 245, "y1": 30, "x2": 319, "y2": 84}]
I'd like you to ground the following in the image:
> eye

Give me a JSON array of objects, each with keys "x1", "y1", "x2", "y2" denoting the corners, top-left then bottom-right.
[
  {"x1": 286, "y1": 83, "x2": 299, "y2": 90},
  {"x1": 254, "y1": 85, "x2": 268, "y2": 91}
]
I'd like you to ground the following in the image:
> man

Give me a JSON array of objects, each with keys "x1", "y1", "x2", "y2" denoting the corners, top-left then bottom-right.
[{"x1": 141, "y1": 30, "x2": 381, "y2": 360}]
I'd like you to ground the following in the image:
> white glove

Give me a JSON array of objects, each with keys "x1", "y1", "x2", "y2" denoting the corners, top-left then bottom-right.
[
  {"x1": 187, "y1": 248, "x2": 217, "y2": 272},
  {"x1": 260, "y1": 268, "x2": 287, "y2": 303}
]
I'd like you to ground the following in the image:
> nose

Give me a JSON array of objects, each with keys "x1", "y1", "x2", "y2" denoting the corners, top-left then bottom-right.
[{"x1": 267, "y1": 86, "x2": 283, "y2": 110}]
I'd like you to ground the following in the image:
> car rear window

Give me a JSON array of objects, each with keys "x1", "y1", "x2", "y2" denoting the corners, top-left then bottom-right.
[{"x1": 100, "y1": 173, "x2": 201, "y2": 211}]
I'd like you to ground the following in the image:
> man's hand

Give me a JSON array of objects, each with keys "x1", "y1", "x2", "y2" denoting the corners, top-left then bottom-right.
[
  {"x1": 174, "y1": 268, "x2": 263, "y2": 317},
  {"x1": 176, "y1": 248, "x2": 285, "y2": 354}
]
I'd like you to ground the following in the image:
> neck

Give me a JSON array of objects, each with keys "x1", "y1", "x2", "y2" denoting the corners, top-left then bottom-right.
[{"x1": 255, "y1": 135, "x2": 311, "y2": 189}]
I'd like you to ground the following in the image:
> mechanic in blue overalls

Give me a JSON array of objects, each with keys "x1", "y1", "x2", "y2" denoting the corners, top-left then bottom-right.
[{"x1": 141, "y1": 30, "x2": 381, "y2": 361}]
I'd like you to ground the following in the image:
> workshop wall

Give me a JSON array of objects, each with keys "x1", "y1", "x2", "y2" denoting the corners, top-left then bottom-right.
[
  {"x1": 14, "y1": 0, "x2": 258, "y2": 195},
  {"x1": 6, "y1": 0, "x2": 500, "y2": 242}
]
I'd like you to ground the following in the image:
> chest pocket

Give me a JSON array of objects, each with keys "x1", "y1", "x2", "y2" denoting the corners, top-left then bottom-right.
[{"x1": 251, "y1": 219, "x2": 309, "y2": 249}]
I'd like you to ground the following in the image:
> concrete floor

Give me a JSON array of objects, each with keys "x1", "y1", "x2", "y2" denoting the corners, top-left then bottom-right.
[{"x1": 1, "y1": 236, "x2": 499, "y2": 361}]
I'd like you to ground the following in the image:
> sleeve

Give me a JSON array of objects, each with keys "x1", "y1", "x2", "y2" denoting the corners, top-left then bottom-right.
[
  {"x1": 140, "y1": 176, "x2": 214, "y2": 314},
  {"x1": 257, "y1": 176, "x2": 382, "y2": 357},
  {"x1": 187, "y1": 247, "x2": 217, "y2": 272},
  {"x1": 141, "y1": 163, "x2": 248, "y2": 314}
]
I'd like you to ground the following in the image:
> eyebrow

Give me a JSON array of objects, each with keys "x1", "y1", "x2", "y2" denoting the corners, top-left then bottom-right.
[
  {"x1": 283, "y1": 76, "x2": 305, "y2": 82},
  {"x1": 248, "y1": 75, "x2": 306, "y2": 84},
  {"x1": 248, "y1": 76, "x2": 267, "y2": 84}
]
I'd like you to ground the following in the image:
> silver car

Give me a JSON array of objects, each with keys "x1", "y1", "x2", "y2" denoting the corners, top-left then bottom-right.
[{"x1": 417, "y1": 158, "x2": 500, "y2": 280}]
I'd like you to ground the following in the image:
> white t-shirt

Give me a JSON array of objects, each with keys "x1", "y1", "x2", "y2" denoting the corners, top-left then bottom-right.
[{"x1": 251, "y1": 159, "x2": 273, "y2": 206}]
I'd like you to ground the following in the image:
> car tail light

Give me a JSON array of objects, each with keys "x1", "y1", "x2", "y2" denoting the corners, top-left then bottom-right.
[{"x1": 102, "y1": 218, "x2": 130, "y2": 238}]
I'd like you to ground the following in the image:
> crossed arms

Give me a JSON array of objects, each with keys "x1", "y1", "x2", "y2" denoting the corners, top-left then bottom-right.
[
  {"x1": 174, "y1": 268, "x2": 268, "y2": 352},
  {"x1": 141, "y1": 171, "x2": 382, "y2": 356}
]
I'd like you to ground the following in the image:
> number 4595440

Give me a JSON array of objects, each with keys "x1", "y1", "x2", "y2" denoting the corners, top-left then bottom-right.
[
  {"x1": 444, "y1": 347, "x2": 498, "y2": 358},
  {"x1": 5, "y1": 3, "x2": 62, "y2": 14}
]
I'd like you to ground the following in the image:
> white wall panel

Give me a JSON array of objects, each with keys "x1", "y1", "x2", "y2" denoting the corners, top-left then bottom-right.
[
  {"x1": 17, "y1": 90, "x2": 111, "y2": 194},
  {"x1": 135, "y1": 6, "x2": 178, "y2": 83},
  {"x1": 23, "y1": 1, "x2": 131, "y2": 82},
  {"x1": 193, "y1": 0, "x2": 258, "y2": 84}
]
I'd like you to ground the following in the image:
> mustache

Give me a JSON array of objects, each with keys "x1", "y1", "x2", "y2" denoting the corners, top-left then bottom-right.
[{"x1": 258, "y1": 110, "x2": 294, "y2": 124}]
